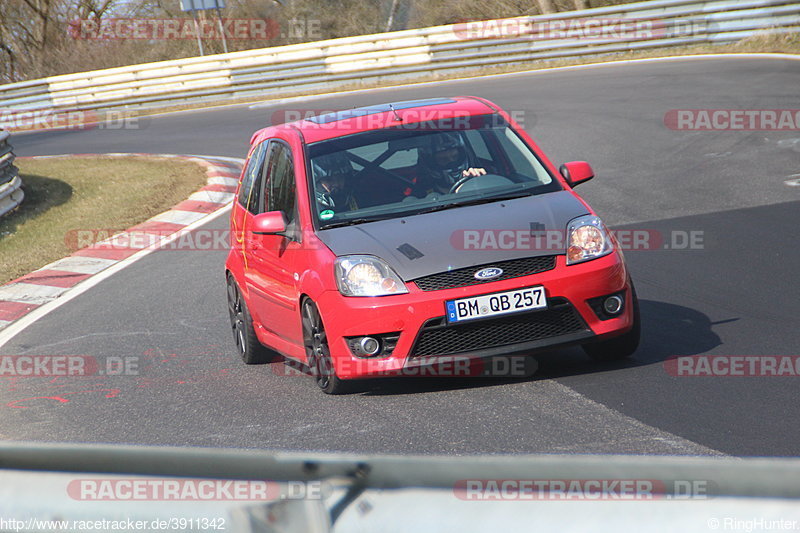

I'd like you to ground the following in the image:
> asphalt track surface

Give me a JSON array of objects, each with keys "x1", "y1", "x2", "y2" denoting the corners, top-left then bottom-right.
[{"x1": 2, "y1": 56, "x2": 799, "y2": 456}]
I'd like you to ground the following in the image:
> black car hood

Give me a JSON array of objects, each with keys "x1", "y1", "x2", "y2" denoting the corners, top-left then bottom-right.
[{"x1": 316, "y1": 190, "x2": 590, "y2": 281}]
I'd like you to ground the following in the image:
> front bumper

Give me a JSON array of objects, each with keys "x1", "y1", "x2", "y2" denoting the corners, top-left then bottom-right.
[{"x1": 315, "y1": 252, "x2": 633, "y2": 380}]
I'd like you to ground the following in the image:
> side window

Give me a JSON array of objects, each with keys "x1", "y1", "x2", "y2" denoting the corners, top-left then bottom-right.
[
  {"x1": 267, "y1": 143, "x2": 296, "y2": 227},
  {"x1": 254, "y1": 141, "x2": 297, "y2": 236},
  {"x1": 238, "y1": 141, "x2": 268, "y2": 213}
]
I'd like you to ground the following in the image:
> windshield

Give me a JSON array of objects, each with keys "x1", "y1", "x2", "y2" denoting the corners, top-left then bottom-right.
[{"x1": 307, "y1": 114, "x2": 560, "y2": 229}]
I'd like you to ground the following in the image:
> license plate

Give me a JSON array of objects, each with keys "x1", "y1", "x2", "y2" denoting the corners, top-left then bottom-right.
[{"x1": 445, "y1": 286, "x2": 547, "y2": 323}]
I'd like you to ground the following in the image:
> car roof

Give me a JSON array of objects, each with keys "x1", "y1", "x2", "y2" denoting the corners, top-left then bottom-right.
[{"x1": 250, "y1": 96, "x2": 499, "y2": 146}]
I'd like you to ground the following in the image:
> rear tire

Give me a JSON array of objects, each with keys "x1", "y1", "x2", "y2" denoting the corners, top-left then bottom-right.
[
  {"x1": 227, "y1": 275, "x2": 276, "y2": 364},
  {"x1": 301, "y1": 298, "x2": 349, "y2": 395},
  {"x1": 582, "y1": 282, "x2": 641, "y2": 362}
]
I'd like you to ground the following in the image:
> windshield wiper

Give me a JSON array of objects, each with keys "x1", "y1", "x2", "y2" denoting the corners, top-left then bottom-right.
[
  {"x1": 322, "y1": 192, "x2": 535, "y2": 226},
  {"x1": 319, "y1": 218, "x2": 374, "y2": 229},
  {"x1": 414, "y1": 191, "x2": 533, "y2": 215}
]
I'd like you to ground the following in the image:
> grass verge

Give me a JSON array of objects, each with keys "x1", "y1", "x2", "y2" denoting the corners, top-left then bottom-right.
[{"x1": 0, "y1": 156, "x2": 209, "y2": 285}]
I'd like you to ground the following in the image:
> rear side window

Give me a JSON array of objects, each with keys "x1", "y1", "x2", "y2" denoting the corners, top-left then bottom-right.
[{"x1": 238, "y1": 141, "x2": 268, "y2": 213}]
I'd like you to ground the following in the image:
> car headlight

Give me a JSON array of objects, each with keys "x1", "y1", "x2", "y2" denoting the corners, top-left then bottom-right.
[
  {"x1": 334, "y1": 255, "x2": 408, "y2": 296},
  {"x1": 566, "y1": 215, "x2": 613, "y2": 265}
]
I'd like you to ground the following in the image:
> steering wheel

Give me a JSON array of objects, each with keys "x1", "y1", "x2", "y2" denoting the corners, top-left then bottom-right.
[{"x1": 449, "y1": 173, "x2": 482, "y2": 194}]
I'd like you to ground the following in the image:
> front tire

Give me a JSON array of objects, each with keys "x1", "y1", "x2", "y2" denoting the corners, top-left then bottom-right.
[
  {"x1": 582, "y1": 282, "x2": 641, "y2": 362},
  {"x1": 301, "y1": 298, "x2": 349, "y2": 395},
  {"x1": 227, "y1": 275, "x2": 276, "y2": 364}
]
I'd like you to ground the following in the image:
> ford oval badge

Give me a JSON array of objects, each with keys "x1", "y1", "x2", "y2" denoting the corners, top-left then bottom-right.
[{"x1": 474, "y1": 267, "x2": 503, "y2": 280}]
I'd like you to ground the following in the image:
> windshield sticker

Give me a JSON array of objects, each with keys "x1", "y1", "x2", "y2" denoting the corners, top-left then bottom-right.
[{"x1": 320, "y1": 210, "x2": 335, "y2": 220}]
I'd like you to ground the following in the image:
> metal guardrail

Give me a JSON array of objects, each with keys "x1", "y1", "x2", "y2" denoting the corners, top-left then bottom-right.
[
  {"x1": 0, "y1": 0, "x2": 797, "y2": 127},
  {"x1": 0, "y1": 131, "x2": 23, "y2": 217},
  {"x1": 2, "y1": 442, "x2": 800, "y2": 498}
]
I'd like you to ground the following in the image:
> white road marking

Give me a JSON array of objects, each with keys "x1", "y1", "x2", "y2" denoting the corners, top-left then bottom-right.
[
  {"x1": 0, "y1": 154, "x2": 243, "y2": 346},
  {"x1": 777, "y1": 138, "x2": 800, "y2": 150},
  {"x1": 0, "y1": 283, "x2": 69, "y2": 305},
  {"x1": 184, "y1": 155, "x2": 246, "y2": 167},
  {"x1": 548, "y1": 382, "x2": 726, "y2": 455},
  {"x1": 0, "y1": 205, "x2": 232, "y2": 349},
  {"x1": 208, "y1": 176, "x2": 239, "y2": 187},
  {"x1": 43, "y1": 256, "x2": 119, "y2": 275},
  {"x1": 103, "y1": 232, "x2": 154, "y2": 249},
  {"x1": 188, "y1": 190, "x2": 236, "y2": 204}
]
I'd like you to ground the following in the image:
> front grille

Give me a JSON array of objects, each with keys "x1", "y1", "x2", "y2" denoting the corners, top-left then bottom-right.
[
  {"x1": 410, "y1": 299, "x2": 586, "y2": 357},
  {"x1": 412, "y1": 256, "x2": 557, "y2": 292}
]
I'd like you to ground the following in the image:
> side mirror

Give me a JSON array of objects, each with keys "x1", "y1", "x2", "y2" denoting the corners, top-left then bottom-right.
[
  {"x1": 559, "y1": 161, "x2": 594, "y2": 187},
  {"x1": 252, "y1": 211, "x2": 287, "y2": 235}
]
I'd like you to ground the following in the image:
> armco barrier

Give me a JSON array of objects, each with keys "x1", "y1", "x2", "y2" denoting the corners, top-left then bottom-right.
[
  {"x1": 0, "y1": 0, "x2": 797, "y2": 127},
  {"x1": 0, "y1": 131, "x2": 23, "y2": 217}
]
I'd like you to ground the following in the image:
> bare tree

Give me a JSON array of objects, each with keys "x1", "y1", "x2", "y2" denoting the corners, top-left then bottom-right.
[
  {"x1": 1, "y1": 0, "x2": 623, "y2": 84},
  {"x1": 0, "y1": 0, "x2": 125, "y2": 82},
  {"x1": 385, "y1": 0, "x2": 400, "y2": 32},
  {"x1": 536, "y1": 0, "x2": 556, "y2": 14}
]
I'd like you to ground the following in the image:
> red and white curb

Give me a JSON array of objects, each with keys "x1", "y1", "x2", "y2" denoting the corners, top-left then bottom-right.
[{"x1": 0, "y1": 153, "x2": 243, "y2": 331}]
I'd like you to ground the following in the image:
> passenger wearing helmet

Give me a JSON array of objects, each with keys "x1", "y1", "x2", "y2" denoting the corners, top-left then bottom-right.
[
  {"x1": 312, "y1": 151, "x2": 359, "y2": 211},
  {"x1": 416, "y1": 132, "x2": 486, "y2": 194}
]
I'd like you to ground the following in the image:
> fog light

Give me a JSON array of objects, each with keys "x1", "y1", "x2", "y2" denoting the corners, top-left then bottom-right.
[
  {"x1": 359, "y1": 337, "x2": 381, "y2": 356},
  {"x1": 346, "y1": 333, "x2": 400, "y2": 358},
  {"x1": 603, "y1": 295, "x2": 624, "y2": 315}
]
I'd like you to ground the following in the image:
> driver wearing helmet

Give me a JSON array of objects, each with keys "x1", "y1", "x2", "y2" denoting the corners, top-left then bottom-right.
[
  {"x1": 415, "y1": 132, "x2": 486, "y2": 195},
  {"x1": 312, "y1": 151, "x2": 359, "y2": 211}
]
